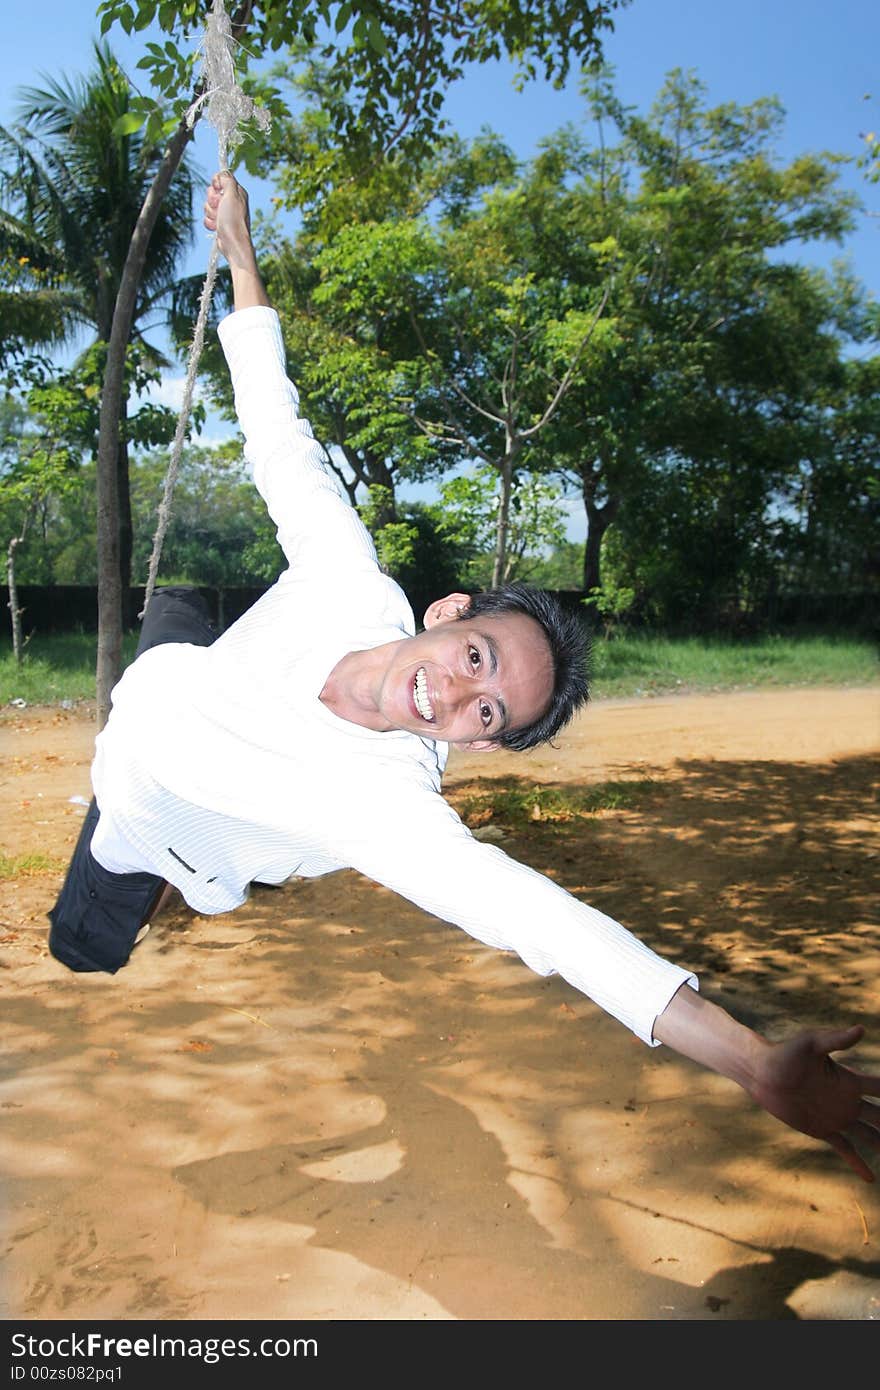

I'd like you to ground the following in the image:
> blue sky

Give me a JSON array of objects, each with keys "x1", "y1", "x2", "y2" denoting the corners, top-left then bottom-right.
[
  {"x1": 3, "y1": 1, "x2": 877, "y2": 535},
  {"x1": 3, "y1": 0, "x2": 876, "y2": 283}
]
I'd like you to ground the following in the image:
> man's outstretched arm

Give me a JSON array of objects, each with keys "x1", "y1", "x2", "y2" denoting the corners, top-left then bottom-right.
[
  {"x1": 203, "y1": 171, "x2": 270, "y2": 310},
  {"x1": 203, "y1": 172, "x2": 880, "y2": 1185},
  {"x1": 654, "y1": 983, "x2": 880, "y2": 1182},
  {"x1": 202, "y1": 172, "x2": 386, "y2": 578}
]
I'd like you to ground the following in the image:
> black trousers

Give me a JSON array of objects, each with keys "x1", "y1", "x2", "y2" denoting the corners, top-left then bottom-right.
[{"x1": 47, "y1": 588, "x2": 218, "y2": 974}]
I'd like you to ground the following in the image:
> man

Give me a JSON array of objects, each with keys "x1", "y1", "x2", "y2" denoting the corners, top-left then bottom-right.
[{"x1": 49, "y1": 173, "x2": 880, "y2": 1183}]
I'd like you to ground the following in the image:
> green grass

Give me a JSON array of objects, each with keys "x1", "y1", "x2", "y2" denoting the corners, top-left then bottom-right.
[
  {"x1": 0, "y1": 629, "x2": 876, "y2": 708},
  {"x1": 0, "y1": 852, "x2": 64, "y2": 878},
  {"x1": 588, "y1": 632, "x2": 878, "y2": 699},
  {"x1": 0, "y1": 632, "x2": 139, "y2": 706},
  {"x1": 453, "y1": 778, "x2": 656, "y2": 829}
]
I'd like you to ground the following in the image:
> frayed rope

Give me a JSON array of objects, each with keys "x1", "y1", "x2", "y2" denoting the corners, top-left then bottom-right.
[{"x1": 140, "y1": 0, "x2": 270, "y2": 618}]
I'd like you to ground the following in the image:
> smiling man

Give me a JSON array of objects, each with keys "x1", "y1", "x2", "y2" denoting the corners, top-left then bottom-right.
[
  {"x1": 321, "y1": 594, "x2": 558, "y2": 747},
  {"x1": 48, "y1": 173, "x2": 880, "y2": 1183}
]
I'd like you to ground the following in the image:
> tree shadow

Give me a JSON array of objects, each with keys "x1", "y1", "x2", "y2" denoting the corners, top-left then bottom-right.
[
  {"x1": 170, "y1": 1046, "x2": 880, "y2": 1320},
  {"x1": 4, "y1": 748, "x2": 877, "y2": 1319},
  {"x1": 443, "y1": 752, "x2": 878, "y2": 1029}
]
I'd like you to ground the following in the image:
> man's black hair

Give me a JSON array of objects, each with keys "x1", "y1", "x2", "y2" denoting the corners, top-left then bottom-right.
[{"x1": 459, "y1": 582, "x2": 590, "y2": 751}]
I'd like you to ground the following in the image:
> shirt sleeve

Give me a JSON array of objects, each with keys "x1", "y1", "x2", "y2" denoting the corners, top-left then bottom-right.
[
  {"x1": 217, "y1": 305, "x2": 378, "y2": 576},
  {"x1": 337, "y1": 786, "x2": 697, "y2": 1047}
]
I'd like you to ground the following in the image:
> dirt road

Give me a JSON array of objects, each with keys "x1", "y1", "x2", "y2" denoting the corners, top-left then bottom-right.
[{"x1": 1, "y1": 685, "x2": 878, "y2": 1320}]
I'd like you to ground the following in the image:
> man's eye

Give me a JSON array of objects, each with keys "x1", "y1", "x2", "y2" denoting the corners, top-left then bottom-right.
[
  {"x1": 468, "y1": 645, "x2": 481, "y2": 669},
  {"x1": 480, "y1": 701, "x2": 492, "y2": 727}
]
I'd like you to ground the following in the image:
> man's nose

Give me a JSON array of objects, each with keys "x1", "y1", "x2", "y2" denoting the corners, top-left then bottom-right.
[{"x1": 439, "y1": 669, "x2": 472, "y2": 706}]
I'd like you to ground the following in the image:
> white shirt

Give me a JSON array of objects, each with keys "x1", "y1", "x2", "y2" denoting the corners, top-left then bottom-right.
[{"x1": 91, "y1": 306, "x2": 696, "y2": 1044}]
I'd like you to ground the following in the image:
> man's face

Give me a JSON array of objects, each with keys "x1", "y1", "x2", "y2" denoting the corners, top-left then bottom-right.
[{"x1": 372, "y1": 595, "x2": 554, "y2": 750}]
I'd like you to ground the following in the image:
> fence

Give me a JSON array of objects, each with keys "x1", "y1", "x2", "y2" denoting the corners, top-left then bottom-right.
[{"x1": 1, "y1": 583, "x2": 875, "y2": 640}]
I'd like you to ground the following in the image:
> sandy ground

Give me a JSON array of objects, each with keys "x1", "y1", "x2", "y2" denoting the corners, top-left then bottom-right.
[{"x1": 1, "y1": 684, "x2": 879, "y2": 1322}]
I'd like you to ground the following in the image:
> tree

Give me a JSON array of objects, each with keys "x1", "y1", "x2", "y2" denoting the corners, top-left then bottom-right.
[
  {"x1": 523, "y1": 69, "x2": 867, "y2": 610},
  {"x1": 0, "y1": 386, "x2": 86, "y2": 660},
  {"x1": 410, "y1": 231, "x2": 609, "y2": 588},
  {"x1": 273, "y1": 221, "x2": 445, "y2": 533},
  {"x1": 0, "y1": 343, "x2": 184, "y2": 597},
  {"x1": 0, "y1": 212, "x2": 82, "y2": 371},
  {"x1": 774, "y1": 348, "x2": 880, "y2": 605},
  {"x1": 129, "y1": 439, "x2": 283, "y2": 586},
  {"x1": 567, "y1": 254, "x2": 880, "y2": 629},
  {"x1": 194, "y1": 65, "x2": 875, "y2": 624},
  {"x1": 88, "y1": 0, "x2": 625, "y2": 724},
  {"x1": 0, "y1": 41, "x2": 196, "y2": 628},
  {"x1": 295, "y1": 163, "x2": 609, "y2": 587},
  {"x1": 436, "y1": 465, "x2": 568, "y2": 586}
]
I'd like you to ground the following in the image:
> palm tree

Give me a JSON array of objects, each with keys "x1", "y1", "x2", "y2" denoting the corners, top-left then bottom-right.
[
  {"x1": 0, "y1": 41, "x2": 196, "y2": 620},
  {"x1": 0, "y1": 208, "x2": 86, "y2": 364}
]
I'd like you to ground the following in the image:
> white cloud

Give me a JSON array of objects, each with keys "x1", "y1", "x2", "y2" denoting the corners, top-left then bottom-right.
[
  {"x1": 132, "y1": 372, "x2": 238, "y2": 445},
  {"x1": 133, "y1": 372, "x2": 204, "y2": 412}
]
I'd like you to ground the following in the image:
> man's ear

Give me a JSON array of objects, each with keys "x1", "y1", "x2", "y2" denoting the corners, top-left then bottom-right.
[
  {"x1": 423, "y1": 592, "x2": 473, "y2": 629},
  {"x1": 463, "y1": 738, "x2": 501, "y2": 754}
]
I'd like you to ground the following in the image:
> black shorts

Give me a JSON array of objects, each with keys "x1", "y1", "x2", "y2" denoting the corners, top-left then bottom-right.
[
  {"x1": 47, "y1": 587, "x2": 218, "y2": 975},
  {"x1": 48, "y1": 798, "x2": 166, "y2": 973}
]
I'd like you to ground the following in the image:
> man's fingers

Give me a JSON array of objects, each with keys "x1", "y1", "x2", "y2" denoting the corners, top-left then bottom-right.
[
  {"x1": 204, "y1": 173, "x2": 233, "y2": 234},
  {"x1": 827, "y1": 1132, "x2": 875, "y2": 1183},
  {"x1": 853, "y1": 1122, "x2": 880, "y2": 1159},
  {"x1": 854, "y1": 1074, "x2": 880, "y2": 1098},
  {"x1": 810, "y1": 1024, "x2": 864, "y2": 1057},
  {"x1": 856, "y1": 1106, "x2": 878, "y2": 1139}
]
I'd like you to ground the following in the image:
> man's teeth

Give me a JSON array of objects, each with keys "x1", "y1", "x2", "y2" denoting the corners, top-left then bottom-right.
[{"x1": 414, "y1": 667, "x2": 435, "y2": 721}]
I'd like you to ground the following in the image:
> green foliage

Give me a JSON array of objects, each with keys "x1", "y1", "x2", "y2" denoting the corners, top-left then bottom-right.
[
  {"x1": 251, "y1": 214, "x2": 451, "y2": 532},
  {"x1": 582, "y1": 578, "x2": 636, "y2": 636},
  {"x1": 518, "y1": 540, "x2": 584, "y2": 590},
  {"x1": 246, "y1": 66, "x2": 876, "y2": 616},
  {"x1": 357, "y1": 485, "x2": 417, "y2": 574},
  {"x1": 0, "y1": 39, "x2": 199, "y2": 619},
  {"x1": 355, "y1": 486, "x2": 468, "y2": 615},
  {"x1": 0, "y1": 378, "x2": 85, "y2": 589},
  {"x1": 451, "y1": 777, "x2": 654, "y2": 830},
  {"x1": 283, "y1": 139, "x2": 610, "y2": 585},
  {"x1": 131, "y1": 441, "x2": 283, "y2": 586},
  {"x1": 95, "y1": 1, "x2": 623, "y2": 196},
  {"x1": 0, "y1": 41, "x2": 196, "y2": 343},
  {"x1": 520, "y1": 68, "x2": 875, "y2": 618},
  {"x1": 6, "y1": 31, "x2": 870, "y2": 633},
  {"x1": 0, "y1": 214, "x2": 79, "y2": 369},
  {"x1": 437, "y1": 466, "x2": 567, "y2": 584},
  {"x1": 0, "y1": 337, "x2": 193, "y2": 588},
  {"x1": 773, "y1": 351, "x2": 880, "y2": 600}
]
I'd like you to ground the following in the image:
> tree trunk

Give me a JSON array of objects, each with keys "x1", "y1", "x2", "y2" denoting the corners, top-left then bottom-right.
[
  {"x1": 367, "y1": 455, "x2": 399, "y2": 529},
  {"x1": 7, "y1": 534, "x2": 25, "y2": 665},
  {"x1": 95, "y1": 1, "x2": 255, "y2": 728},
  {"x1": 492, "y1": 448, "x2": 514, "y2": 589},
  {"x1": 335, "y1": 444, "x2": 399, "y2": 524},
  {"x1": 581, "y1": 485, "x2": 619, "y2": 594},
  {"x1": 96, "y1": 121, "x2": 194, "y2": 727},
  {"x1": 117, "y1": 429, "x2": 133, "y2": 630}
]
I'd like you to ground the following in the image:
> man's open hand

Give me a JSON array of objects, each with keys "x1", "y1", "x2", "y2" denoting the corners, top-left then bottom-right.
[
  {"x1": 654, "y1": 986, "x2": 880, "y2": 1182},
  {"x1": 748, "y1": 1025, "x2": 880, "y2": 1182}
]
